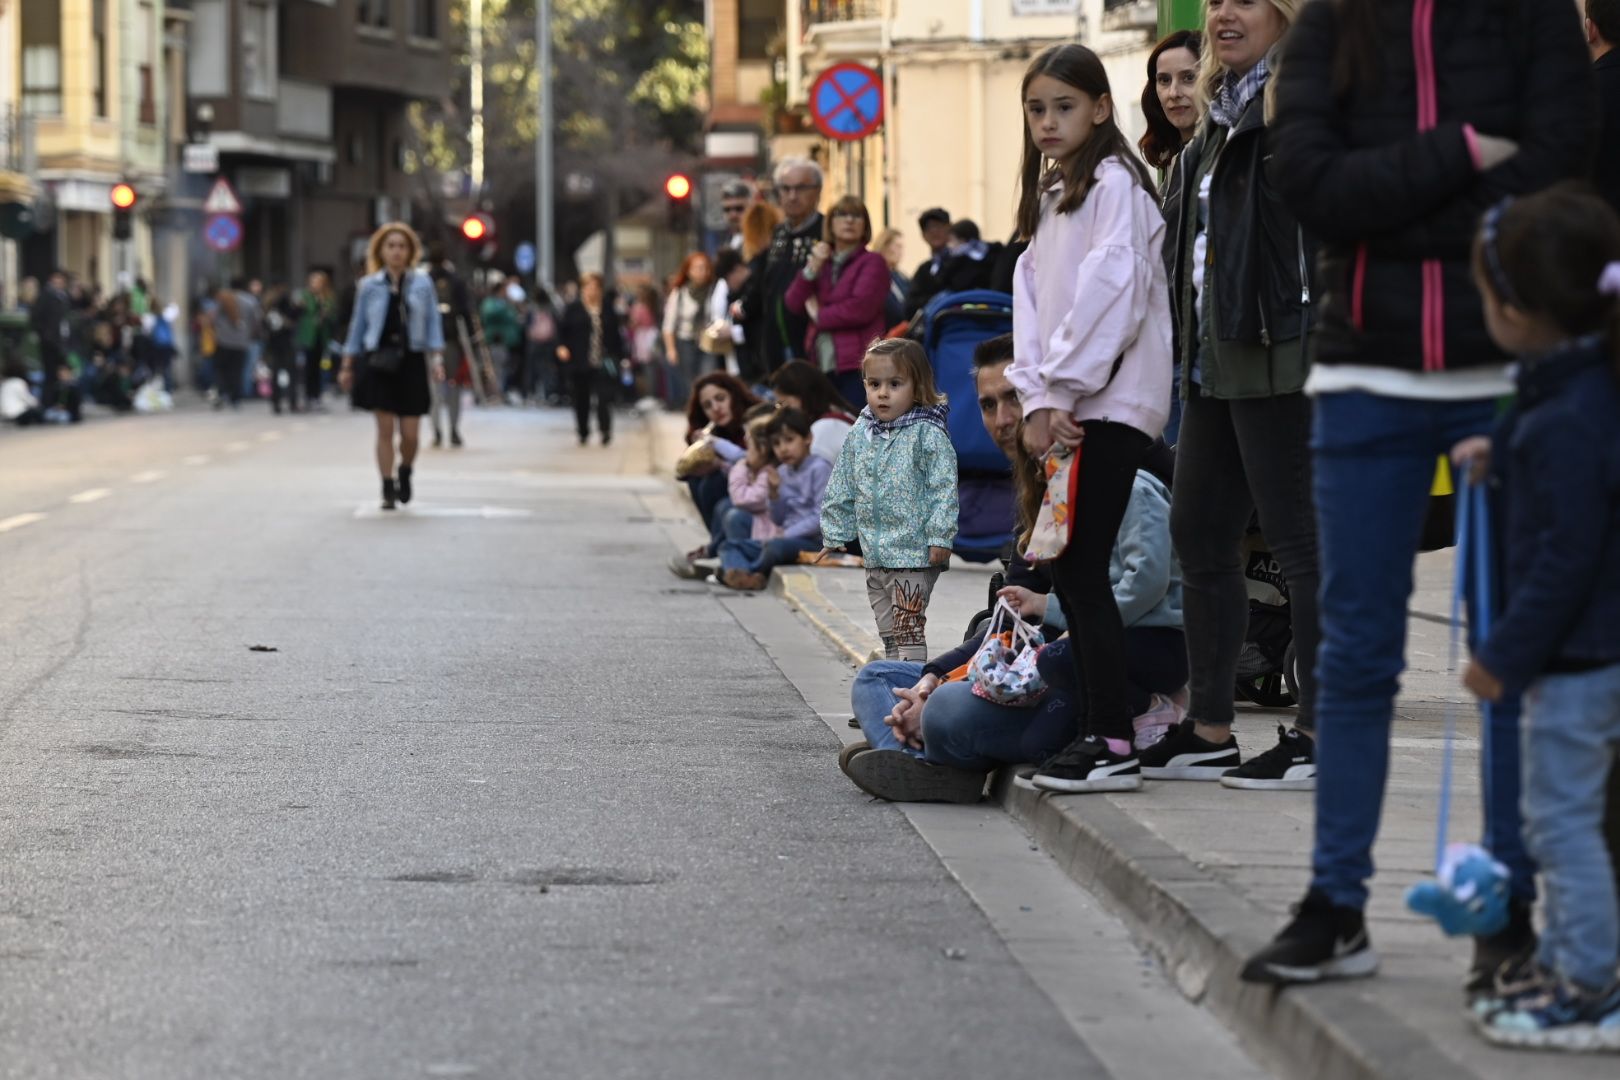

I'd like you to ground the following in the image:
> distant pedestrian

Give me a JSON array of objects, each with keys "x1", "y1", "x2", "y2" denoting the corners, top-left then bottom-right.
[
  {"x1": 296, "y1": 269, "x2": 336, "y2": 408},
  {"x1": 872, "y1": 228, "x2": 910, "y2": 329},
  {"x1": 1242, "y1": 0, "x2": 1593, "y2": 991},
  {"x1": 903, "y1": 208, "x2": 953, "y2": 319},
  {"x1": 555, "y1": 272, "x2": 625, "y2": 447},
  {"x1": 1008, "y1": 43, "x2": 1171, "y2": 796},
  {"x1": 426, "y1": 247, "x2": 481, "y2": 448},
  {"x1": 718, "y1": 179, "x2": 753, "y2": 252},
  {"x1": 662, "y1": 252, "x2": 716, "y2": 410},
  {"x1": 210, "y1": 286, "x2": 254, "y2": 411},
  {"x1": 784, "y1": 195, "x2": 889, "y2": 408},
  {"x1": 1454, "y1": 187, "x2": 1620, "y2": 1050},
  {"x1": 819, "y1": 339, "x2": 959, "y2": 660},
  {"x1": 340, "y1": 222, "x2": 445, "y2": 511},
  {"x1": 264, "y1": 283, "x2": 302, "y2": 414}
]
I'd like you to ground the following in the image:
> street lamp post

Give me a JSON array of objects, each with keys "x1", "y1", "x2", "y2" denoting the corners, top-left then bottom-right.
[{"x1": 536, "y1": 0, "x2": 555, "y2": 292}]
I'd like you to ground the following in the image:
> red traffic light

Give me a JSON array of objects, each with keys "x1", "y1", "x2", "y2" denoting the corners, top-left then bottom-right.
[
  {"x1": 664, "y1": 174, "x2": 692, "y2": 201},
  {"x1": 110, "y1": 183, "x2": 137, "y2": 210},
  {"x1": 461, "y1": 214, "x2": 489, "y2": 242}
]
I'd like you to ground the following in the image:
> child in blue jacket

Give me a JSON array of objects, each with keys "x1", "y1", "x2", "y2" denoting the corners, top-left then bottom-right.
[
  {"x1": 821, "y1": 338, "x2": 959, "y2": 660},
  {"x1": 718, "y1": 407, "x2": 832, "y2": 591},
  {"x1": 1455, "y1": 188, "x2": 1620, "y2": 1050}
]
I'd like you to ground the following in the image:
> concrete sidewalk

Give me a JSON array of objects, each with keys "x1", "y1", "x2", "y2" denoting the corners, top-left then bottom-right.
[{"x1": 646, "y1": 411, "x2": 1607, "y2": 1080}]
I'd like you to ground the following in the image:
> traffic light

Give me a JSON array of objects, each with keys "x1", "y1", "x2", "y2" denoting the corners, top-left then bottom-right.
[
  {"x1": 110, "y1": 182, "x2": 137, "y2": 241},
  {"x1": 460, "y1": 212, "x2": 495, "y2": 263},
  {"x1": 665, "y1": 173, "x2": 693, "y2": 232}
]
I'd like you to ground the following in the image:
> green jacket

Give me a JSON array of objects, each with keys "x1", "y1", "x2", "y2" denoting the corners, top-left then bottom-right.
[{"x1": 480, "y1": 298, "x2": 522, "y2": 349}]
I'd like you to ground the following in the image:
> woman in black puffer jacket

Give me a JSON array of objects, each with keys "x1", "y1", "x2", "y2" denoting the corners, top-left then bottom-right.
[{"x1": 1239, "y1": 0, "x2": 1593, "y2": 992}]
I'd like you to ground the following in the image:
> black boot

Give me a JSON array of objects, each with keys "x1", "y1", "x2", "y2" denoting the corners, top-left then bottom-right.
[
  {"x1": 432, "y1": 428, "x2": 443, "y2": 448},
  {"x1": 1465, "y1": 896, "x2": 1537, "y2": 998},
  {"x1": 381, "y1": 478, "x2": 397, "y2": 511},
  {"x1": 397, "y1": 465, "x2": 413, "y2": 505},
  {"x1": 450, "y1": 429, "x2": 463, "y2": 448}
]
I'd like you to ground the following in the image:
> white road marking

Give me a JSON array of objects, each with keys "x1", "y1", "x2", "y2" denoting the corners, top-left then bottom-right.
[
  {"x1": 224, "y1": 441, "x2": 251, "y2": 453},
  {"x1": 181, "y1": 455, "x2": 210, "y2": 467},
  {"x1": 258, "y1": 431, "x2": 282, "y2": 443},
  {"x1": 130, "y1": 470, "x2": 167, "y2": 484},
  {"x1": 67, "y1": 489, "x2": 111, "y2": 505},
  {"x1": 0, "y1": 512, "x2": 46, "y2": 533}
]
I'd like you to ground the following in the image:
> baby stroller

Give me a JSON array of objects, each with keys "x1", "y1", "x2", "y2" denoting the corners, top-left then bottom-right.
[
  {"x1": 1234, "y1": 523, "x2": 1299, "y2": 708},
  {"x1": 915, "y1": 289, "x2": 1017, "y2": 564}
]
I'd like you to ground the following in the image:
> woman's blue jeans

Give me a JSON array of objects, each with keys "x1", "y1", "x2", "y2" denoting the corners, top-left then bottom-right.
[{"x1": 1309, "y1": 391, "x2": 1532, "y2": 909}]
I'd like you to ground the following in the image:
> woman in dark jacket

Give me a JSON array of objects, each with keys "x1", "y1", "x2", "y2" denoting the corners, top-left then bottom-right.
[
  {"x1": 1240, "y1": 0, "x2": 1593, "y2": 990},
  {"x1": 556, "y1": 272, "x2": 625, "y2": 447},
  {"x1": 1157, "y1": 0, "x2": 1322, "y2": 797}
]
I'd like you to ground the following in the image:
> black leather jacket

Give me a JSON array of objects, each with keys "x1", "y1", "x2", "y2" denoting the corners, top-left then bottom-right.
[{"x1": 1168, "y1": 95, "x2": 1318, "y2": 356}]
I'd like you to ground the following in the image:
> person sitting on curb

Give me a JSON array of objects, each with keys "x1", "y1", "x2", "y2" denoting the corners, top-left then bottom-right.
[
  {"x1": 716, "y1": 408, "x2": 832, "y2": 591},
  {"x1": 768, "y1": 360, "x2": 858, "y2": 465},
  {"x1": 668, "y1": 373, "x2": 762, "y2": 579}
]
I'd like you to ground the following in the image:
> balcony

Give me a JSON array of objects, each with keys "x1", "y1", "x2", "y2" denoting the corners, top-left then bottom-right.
[
  {"x1": 1100, "y1": 0, "x2": 1158, "y2": 33},
  {"x1": 803, "y1": 0, "x2": 883, "y2": 24}
]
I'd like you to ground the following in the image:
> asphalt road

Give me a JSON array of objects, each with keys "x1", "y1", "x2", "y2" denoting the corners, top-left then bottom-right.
[{"x1": 0, "y1": 402, "x2": 1255, "y2": 1080}]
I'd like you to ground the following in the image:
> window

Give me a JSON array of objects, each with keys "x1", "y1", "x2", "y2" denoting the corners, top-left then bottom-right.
[
  {"x1": 189, "y1": 0, "x2": 229, "y2": 96},
  {"x1": 20, "y1": 0, "x2": 63, "y2": 115},
  {"x1": 738, "y1": 0, "x2": 779, "y2": 61},
  {"x1": 409, "y1": 0, "x2": 436, "y2": 38},
  {"x1": 357, "y1": 0, "x2": 391, "y2": 29},
  {"x1": 92, "y1": 0, "x2": 108, "y2": 118},
  {"x1": 138, "y1": 2, "x2": 158, "y2": 125},
  {"x1": 242, "y1": 3, "x2": 278, "y2": 100}
]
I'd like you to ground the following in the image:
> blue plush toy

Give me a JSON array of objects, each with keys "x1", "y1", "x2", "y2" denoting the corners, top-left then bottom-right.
[{"x1": 1406, "y1": 842, "x2": 1510, "y2": 938}]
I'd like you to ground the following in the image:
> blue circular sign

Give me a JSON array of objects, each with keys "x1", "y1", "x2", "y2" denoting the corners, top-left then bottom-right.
[
  {"x1": 515, "y1": 242, "x2": 536, "y2": 274},
  {"x1": 204, "y1": 213, "x2": 242, "y2": 253},
  {"x1": 809, "y1": 63, "x2": 884, "y2": 142}
]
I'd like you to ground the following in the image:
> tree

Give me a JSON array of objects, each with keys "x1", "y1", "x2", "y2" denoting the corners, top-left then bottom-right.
[{"x1": 411, "y1": 0, "x2": 708, "y2": 279}]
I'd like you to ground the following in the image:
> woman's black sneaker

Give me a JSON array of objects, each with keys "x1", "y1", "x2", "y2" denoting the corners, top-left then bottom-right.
[
  {"x1": 1139, "y1": 718, "x2": 1241, "y2": 780},
  {"x1": 1031, "y1": 734, "x2": 1142, "y2": 793},
  {"x1": 397, "y1": 465, "x2": 414, "y2": 504},
  {"x1": 381, "y1": 478, "x2": 397, "y2": 511},
  {"x1": 1221, "y1": 725, "x2": 1317, "y2": 791},
  {"x1": 1241, "y1": 889, "x2": 1378, "y2": 984}
]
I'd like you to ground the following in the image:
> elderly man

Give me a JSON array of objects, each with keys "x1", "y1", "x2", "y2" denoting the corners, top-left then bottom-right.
[{"x1": 736, "y1": 158, "x2": 824, "y2": 377}]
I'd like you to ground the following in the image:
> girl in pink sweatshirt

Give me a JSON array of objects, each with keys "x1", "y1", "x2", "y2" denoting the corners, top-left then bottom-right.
[
  {"x1": 726, "y1": 412, "x2": 783, "y2": 542},
  {"x1": 1008, "y1": 43, "x2": 1173, "y2": 796}
]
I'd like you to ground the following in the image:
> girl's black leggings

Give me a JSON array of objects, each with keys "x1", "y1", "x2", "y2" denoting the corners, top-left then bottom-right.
[{"x1": 1045, "y1": 420, "x2": 1152, "y2": 743}]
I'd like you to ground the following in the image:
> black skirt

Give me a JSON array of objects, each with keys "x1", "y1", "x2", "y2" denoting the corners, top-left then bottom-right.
[{"x1": 352, "y1": 350, "x2": 432, "y2": 416}]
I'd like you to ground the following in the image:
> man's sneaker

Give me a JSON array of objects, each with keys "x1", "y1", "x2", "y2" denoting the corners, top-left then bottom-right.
[
  {"x1": 1240, "y1": 889, "x2": 1379, "y2": 984},
  {"x1": 1133, "y1": 693, "x2": 1185, "y2": 750},
  {"x1": 843, "y1": 748, "x2": 986, "y2": 804},
  {"x1": 1477, "y1": 976, "x2": 1620, "y2": 1052},
  {"x1": 1138, "y1": 719, "x2": 1240, "y2": 780},
  {"x1": 1031, "y1": 735, "x2": 1143, "y2": 794},
  {"x1": 1466, "y1": 896, "x2": 1537, "y2": 1004},
  {"x1": 1220, "y1": 725, "x2": 1317, "y2": 791},
  {"x1": 667, "y1": 550, "x2": 707, "y2": 580}
]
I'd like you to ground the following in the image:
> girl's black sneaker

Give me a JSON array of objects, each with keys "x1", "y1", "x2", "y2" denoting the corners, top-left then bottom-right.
[
  {"x1": 397, "y1": 465, "x2": 413, "y2": 504},
  {"x1": 1241, "y1": 889, "x2": 1378, "y2": 984},
  {"x1": 1031, "y1": 734, "x2": 1142, "y2": 793}
]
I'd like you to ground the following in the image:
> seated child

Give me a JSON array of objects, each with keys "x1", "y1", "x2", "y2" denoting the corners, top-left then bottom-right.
[
  {"x1": 719, "y1": 407, "x2": 783, "y2": 548},
  {"x1": 718, "y1": 407, "x2": 831, "y2": 591}
]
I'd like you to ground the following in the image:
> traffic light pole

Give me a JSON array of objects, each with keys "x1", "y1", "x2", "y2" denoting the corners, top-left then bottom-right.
[{"x1": 536, "y1": 0, "x2": 555, "y2": 292}]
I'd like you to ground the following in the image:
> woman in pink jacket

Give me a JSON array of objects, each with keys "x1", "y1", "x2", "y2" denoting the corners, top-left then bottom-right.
[{"x1": 785, "y1": 195, "x2": 890, "y2": 408}]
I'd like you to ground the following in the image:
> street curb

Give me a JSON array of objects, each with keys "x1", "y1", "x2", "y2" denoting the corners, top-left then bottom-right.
[{"x1": 772, "y1": 565, "x2": 1477, "y2": 1080}]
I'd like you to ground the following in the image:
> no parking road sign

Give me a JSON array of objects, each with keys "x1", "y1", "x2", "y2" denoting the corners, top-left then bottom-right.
[
  {"x1": 809, "y1": 62, "x2": 884, "y2": 142},
  {"x1": 204, "y1": 213, "x2": 243, "y2": 253}
]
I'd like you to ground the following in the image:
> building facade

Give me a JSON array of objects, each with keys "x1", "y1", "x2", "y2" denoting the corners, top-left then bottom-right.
[{"x1": 184, "y1": 0, "x2": 448, "y2": 286}]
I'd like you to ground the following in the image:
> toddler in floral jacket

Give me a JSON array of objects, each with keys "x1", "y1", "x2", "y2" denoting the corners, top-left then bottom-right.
[{"x1": 821, "y1": 338, "x2": 959, "y2": 660}]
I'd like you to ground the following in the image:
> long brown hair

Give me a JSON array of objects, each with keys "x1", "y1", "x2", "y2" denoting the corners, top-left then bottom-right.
[
  {"x1": 671, "y1": 251, "x2": 713, "y2": 290},
  {"x1": 862, "y1": 338, "x2": 943, "y2": 407},
  {"x1": 741, "y1": 202, "x2": 782, "y2": 261},
  {"x1": 1139, "y1": 31, "x2": 1203, "y2": 171},
  {"x1": 1010, "y1": 433, "x2": 1048, "y2": 550},
  {"x1": 1015, "y1": 44, "x2": 1153, "y2": 242},
  {"x1": 685, "y1": 371, "x2": 761, "y2": 438}
]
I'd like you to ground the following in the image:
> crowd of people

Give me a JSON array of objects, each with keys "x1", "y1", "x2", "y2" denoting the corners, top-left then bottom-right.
[{"x1": 657, "y1": 0, "x2": 1620, "y2": 1053}]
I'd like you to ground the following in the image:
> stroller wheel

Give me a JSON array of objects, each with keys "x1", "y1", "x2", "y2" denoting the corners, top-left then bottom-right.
[
  {"x1": 1283, "y1": 642, "x2": 1300, "y2": 703},
  {"x1": 1236, "y1": 670, "x2": 1296, "y2": 709}
]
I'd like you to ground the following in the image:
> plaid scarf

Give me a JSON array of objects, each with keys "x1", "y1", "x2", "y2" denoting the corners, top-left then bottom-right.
[
  {"x1": 862, "y1": 402, "x2": 950, "y2": 441},
  {"x1": 1208, "y1": 56, "x2": 1270, "y2": 130}
]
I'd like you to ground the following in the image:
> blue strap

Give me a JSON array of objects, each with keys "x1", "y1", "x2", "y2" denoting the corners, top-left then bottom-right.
[{"x1": 1436, "y1": 478, "x2": 1492, "y2": 873}]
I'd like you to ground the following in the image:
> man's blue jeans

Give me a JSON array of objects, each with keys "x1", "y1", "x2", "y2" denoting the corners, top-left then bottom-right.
[
  {"x1": 1522, "y1": 665, "x2": 1620, "y2": 990},
  {"x1": 852, "y1": 661, "x2": 925, "y2": 753},
  {"x1": 718, "y1": 536, "x2": 819, "y2": 576},
  {"x1": 1310, "y1": 391, "x2": 1532, "y2": 909}
]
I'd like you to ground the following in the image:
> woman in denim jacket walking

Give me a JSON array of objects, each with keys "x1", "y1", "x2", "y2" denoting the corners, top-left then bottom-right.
[{"x1": 341, "y1": 222, "x2": 446, "y2": 510}]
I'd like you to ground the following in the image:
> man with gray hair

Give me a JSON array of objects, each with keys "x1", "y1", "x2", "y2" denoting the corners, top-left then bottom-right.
[
  {"x1": 735, "y1": 157, "x2": 824, "y2": 379},
  {"x1": 719, "y1": 180, "x2": 752, "y2": 251}
]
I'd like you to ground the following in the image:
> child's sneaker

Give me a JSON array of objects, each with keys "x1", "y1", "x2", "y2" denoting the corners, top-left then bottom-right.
[
  {"x1": 1132, "y1": 693, "x2": 1185, "y2": 750},
  {"x1": 1138, "y1": 718, "x2": 1240, "y2": 780},
  {"x1": 1031, "y1": 734, "x2": 1142, "y2": 793},
  {"x1": 1220, "y1": 724, "x2": 1317, "y2": 791},
  {"x1": 1477, "y1": 976, "x2": 1620, "y2": 1052},
  {"x1": 1241, "y1": 889, "x2": 1378, "y2": 984}
]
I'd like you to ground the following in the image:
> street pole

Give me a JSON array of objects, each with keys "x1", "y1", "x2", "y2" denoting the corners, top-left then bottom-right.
[
  {"x1": 536, "y1": 0, "x2": 555, "y2": 292},
  {"x1": 470, "y1": 0, "x2": 485, "y2": 195}
]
